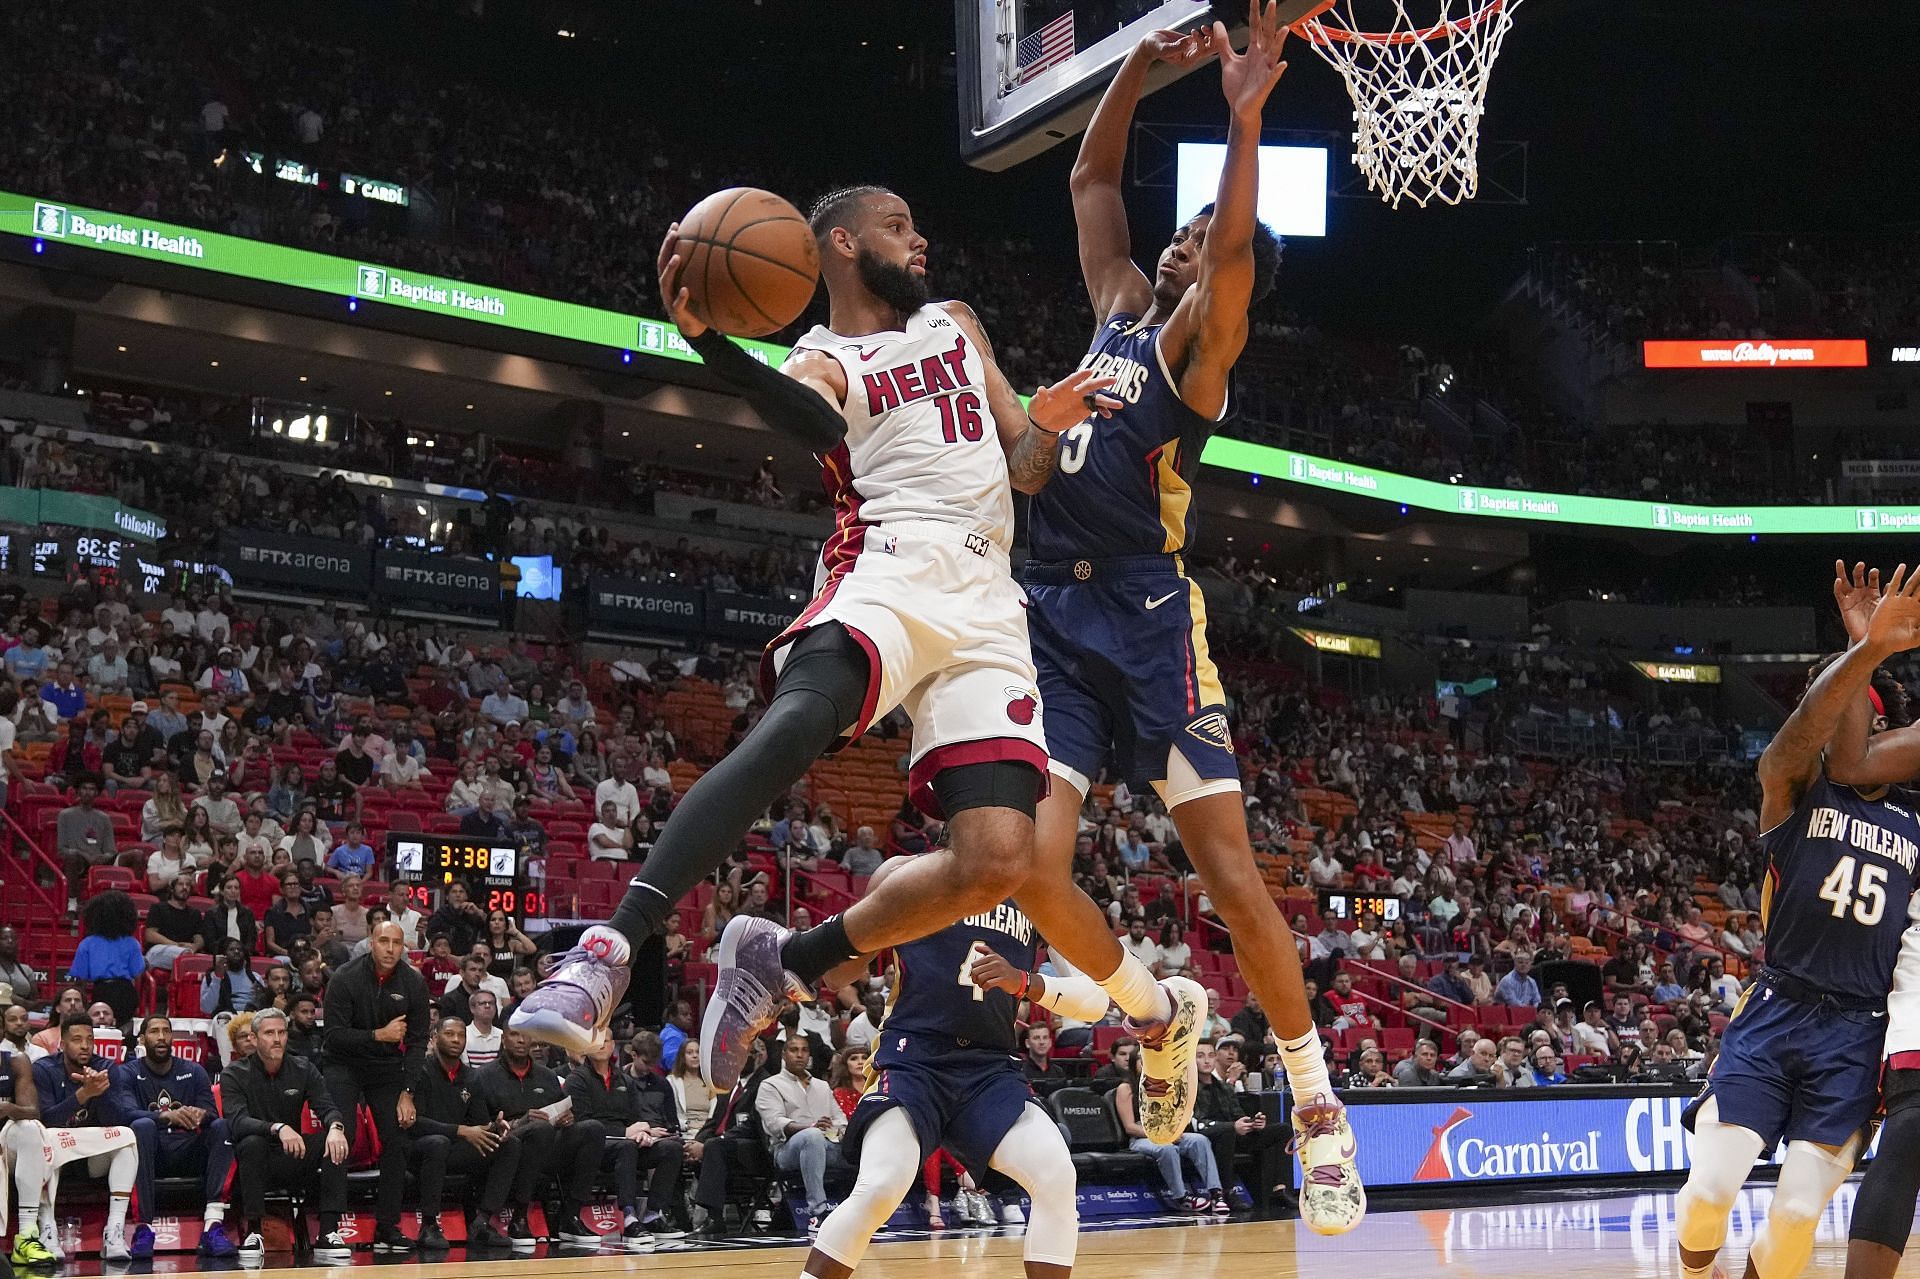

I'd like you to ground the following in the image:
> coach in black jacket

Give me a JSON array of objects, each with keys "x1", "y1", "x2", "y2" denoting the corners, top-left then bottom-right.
[
  {"x1": 391, "y1": 1017, "x2": 519, "y2": 1252},
  {"x1": 219, "y1": 1008, "x2": 352, "y2": 1257},
  {"x1": 476, "y1": 1027, "x2": 605, "y2": 1247},
  {"x1": 564, "y1": 1032, "x2": 685, "y2": 1245},
  {"x1": 321, "y1": 921, "x2": 429, "y2": 1242}
]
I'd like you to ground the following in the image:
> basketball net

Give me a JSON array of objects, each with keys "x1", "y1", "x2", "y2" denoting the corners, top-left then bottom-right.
[{"x1": 1294, "y1": 0, "x2": 1523, "y2": 208}]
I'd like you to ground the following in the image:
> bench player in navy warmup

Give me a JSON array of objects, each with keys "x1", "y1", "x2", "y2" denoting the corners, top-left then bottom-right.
[
  {"x1": 1016, "y1": 0, "x2": 1360, "y2": 1232},
  {"x1": 1675, "y1": 564, "x2": 1920, "y2": 1279},
  {"x1": 804, "y1": 854, "x2": 1105, "y2": 1279}
]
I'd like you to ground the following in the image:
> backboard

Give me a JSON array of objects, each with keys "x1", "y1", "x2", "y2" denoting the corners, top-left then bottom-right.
[{"x1": 957, "y1": 0, "x2": 1329, "y2": 171}]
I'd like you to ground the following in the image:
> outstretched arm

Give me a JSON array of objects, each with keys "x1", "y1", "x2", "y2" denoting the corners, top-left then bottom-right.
[
  {"x1": 1162, "y1": 0, "x2": 1290, "y2": 420},
  {"x1": 1760, "y1": 566, "x2": 1920, "y2": 830},
  {"x1": 1071, "y1": 30, "x2": 1213, "y2": 321},
  {"x1": 939, "y1": 301, "x2": 1117, "y2": 494}
]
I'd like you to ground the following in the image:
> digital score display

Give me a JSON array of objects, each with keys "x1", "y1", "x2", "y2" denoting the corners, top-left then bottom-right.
[
  {"x1": 389, "y1": 834, "x2": 546, "y2": 923},
  {"x1": 1320, "y1": 892, "x2": 1404, "y2": 923}
]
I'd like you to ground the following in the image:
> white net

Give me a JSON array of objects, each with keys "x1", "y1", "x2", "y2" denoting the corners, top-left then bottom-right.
[{"x1": 1297, "y1": 0, "x2": 1523, "y2": 208}]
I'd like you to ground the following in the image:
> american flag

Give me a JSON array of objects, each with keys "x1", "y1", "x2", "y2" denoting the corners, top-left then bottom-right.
[{"x1": 1017, "y1": 10, "x2": 1076, "y2": 84}]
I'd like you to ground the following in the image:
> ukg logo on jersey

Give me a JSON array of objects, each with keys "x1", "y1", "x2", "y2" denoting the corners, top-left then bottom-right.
[{"x1": 1413, "y1": 1106, "x2": 1603, "y2": 1181}]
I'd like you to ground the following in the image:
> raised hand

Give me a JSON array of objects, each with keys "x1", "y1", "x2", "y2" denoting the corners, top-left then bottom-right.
[
  {"x1": 1866, "y1": 564, "x2": 1920, "y2": 656},
  {"x1": 656, "y1": 222, "x2": 710, "y2": 340},
  {"x1": 1140, "y1": 27, "x2": 1216, "y2": 68},
  {"x1": 1216, "y1": 0, "x2": 1291, "y2": 120},
  {"x1": 1028, "y1": 370, "x2": 1120, "y2": 434},
  {"x1": 1835, "y1": 559, "x2": 1881, "y2": 645}
]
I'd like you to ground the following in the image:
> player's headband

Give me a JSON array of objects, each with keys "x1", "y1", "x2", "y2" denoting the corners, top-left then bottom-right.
[{"x1": 1869, "y1": 686, "x2": 1887, "y2": 718}]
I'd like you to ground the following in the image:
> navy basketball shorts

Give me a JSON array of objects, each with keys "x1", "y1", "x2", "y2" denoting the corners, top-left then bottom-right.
[
  {"x1": 843, "y1": 1034, "x2": 1040, "y2": 1174},
  {"x1": 1685, "y1": 983, "x2": 1888, "y2": 1150},
  {"x1": 1023, "y1": 556, "x2": 1239, "y2": 807}
]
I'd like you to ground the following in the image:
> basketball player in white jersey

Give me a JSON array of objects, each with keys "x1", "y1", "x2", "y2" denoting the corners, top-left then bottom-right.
[{"x1": 513, "y1": 186, "x2": 1143, "y2": 1096}]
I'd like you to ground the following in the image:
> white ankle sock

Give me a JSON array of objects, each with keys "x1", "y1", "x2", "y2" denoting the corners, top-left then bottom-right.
[
  {"x1": 1279, "y1": 1030, "x2": 1332, "y2": 1102},
  {"x1": 106, "y1": 1195, "x2": 129, "y2": 1234},
  {"x1": 1101, "y1": 952, "x2": 1172, "y2": 1024},
  {"x1": 17, "y1": 1206, "x2": 37, "y2": 1233},
  {"x1": 581, "y1": 924, "x2": 631, "y2": 966},
  {"x1": 205, "y1": 1203, "x2": 227, "y2": 1229}
]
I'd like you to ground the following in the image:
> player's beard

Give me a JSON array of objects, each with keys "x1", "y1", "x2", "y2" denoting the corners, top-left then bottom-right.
[{"x1": 856, "y1": 248, "x2": 930, "y2": 313}]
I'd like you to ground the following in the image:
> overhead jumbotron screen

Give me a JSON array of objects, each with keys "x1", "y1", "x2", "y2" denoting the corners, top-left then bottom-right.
[{"x1": 1175, "y1": 142, "x2": 1329, "y2": 238}]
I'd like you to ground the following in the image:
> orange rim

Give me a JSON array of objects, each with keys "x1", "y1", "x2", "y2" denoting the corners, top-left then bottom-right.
[{"x1": 1293, "y1": 0, "x2": 1504, "y2": 46}]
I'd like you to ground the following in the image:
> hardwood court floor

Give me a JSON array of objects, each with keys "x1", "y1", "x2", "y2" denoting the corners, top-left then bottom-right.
[{"x1": 66, "y1": 1179, "x2": 1902, "y2": 1278}]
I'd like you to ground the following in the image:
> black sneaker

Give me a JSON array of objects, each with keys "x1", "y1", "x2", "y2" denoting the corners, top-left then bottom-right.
[
  {"x1": 506, "y1": 1212, "x2": 537, "y2": 1251},
  {"x1": 373, "y1": 1225, "x2": 416, "y2": 1254},
  {"x1": 620, "y1": 1220, "x2": 655, "y2": 1252},
  {"x1": 641, "y1": 1211, "x2": 687, "y2": 1240},
  {"x1": 311, "y1": 1231, "x2": 353, "y2": 1262},
  {"x1": 466, "y1": 1221, "x2": 511, "y2": 1252},
  {"x1": 417, "y1": 1224, "x2": 450, "y2": 1252},
  {"x1": 1228, "y1": 1188, "x2": 1255, "y2": 1213}
]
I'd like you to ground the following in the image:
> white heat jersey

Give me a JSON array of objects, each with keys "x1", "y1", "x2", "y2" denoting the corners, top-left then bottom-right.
[{"x1": 793, "y1": 303, "x2": 1014, "y2": 554}]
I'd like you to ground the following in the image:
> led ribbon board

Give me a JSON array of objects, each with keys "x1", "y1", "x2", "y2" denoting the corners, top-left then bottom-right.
[
  {"x1": 0, "y1": 191, "x2": 789, "y2": 367},
  {"x1": 1201, "y1": 438, "x2": 1920, "y2": 536}
]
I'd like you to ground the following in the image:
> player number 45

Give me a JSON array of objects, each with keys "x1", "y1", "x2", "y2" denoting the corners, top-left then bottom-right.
[{"x1": 1819, "y1": 854, "x2": 1888, "y2": 926}]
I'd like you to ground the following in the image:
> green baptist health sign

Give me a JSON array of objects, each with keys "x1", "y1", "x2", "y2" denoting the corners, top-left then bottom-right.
[
  {"x1": 9, "y1": 189, "x2": 1918, "y2": 537},
  {"x1": 1199, "y1": 438, "x2": 1920, "y2": 536},
  {"x1": 0, "y1": 191, "x2": 788, "y2": 366}
]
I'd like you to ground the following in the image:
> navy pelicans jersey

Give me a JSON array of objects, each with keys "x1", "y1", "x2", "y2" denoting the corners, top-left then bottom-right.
[
  {"x1": 877, "y1": 901, "x2": 1039, "y2": 1055},
  {"x1": 1758, "y1": 773, "x2": 1920, "y2": 1003},
  {"x1": 1026, "y1": 313, "x2": 1227, "y2": 562}
]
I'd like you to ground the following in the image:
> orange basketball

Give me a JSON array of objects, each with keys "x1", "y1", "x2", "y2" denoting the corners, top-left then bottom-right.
[{"x1": 674, "y1": 188, "x2": 820, "y2": 338}]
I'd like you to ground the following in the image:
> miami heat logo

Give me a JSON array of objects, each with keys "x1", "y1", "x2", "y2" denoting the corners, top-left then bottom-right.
[
  {"x1": 1185, "y1": 711, "x2": 1233, "y2": 752},
  {"x1": 1414, "y1": 1106, "x2": 1475, "y2": 1181},
  {"x1": 1004, "y1": 687, "x2": 1039, "y2": 726}
]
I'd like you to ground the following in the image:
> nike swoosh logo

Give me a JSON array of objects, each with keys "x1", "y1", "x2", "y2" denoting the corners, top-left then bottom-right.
[
  {"x1": 858, "y1": 346, "x2": 885, "y2": 361},
  {"x1": 1145, "y1": 592, "x2": 1179, "y2": 610}
]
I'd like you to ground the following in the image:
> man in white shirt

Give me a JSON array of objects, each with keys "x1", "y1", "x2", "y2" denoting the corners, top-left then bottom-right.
[
  {"x1": 553, "y1": 682, "x2": 599, "y2": 729},
  {"x1": 462, "y1": 991, "x2": 504, "y2": 1068},
  {"x1": 842, "y1": 989, "x2": 885, "y2": 1051},
  {"x1": 384, "y1": 882, "x2": 424, "y2": 950},
  {"x1": 1308, "y1": 910, "x2": 1354, "y2": 962},
  {"x1": 1118, "y1": 916, "x2": 1160, "y2": 973},
  {"x1": 160, "y1": 595, "x2": 197, "y2": 639},
  {"x1": 587, "y1": 800, "x2": 634, "y2": 861},
  {"x1": 1571, "y1": 1002, "x2": 1617, "y2": 1061},
  {"x1": 379, "y1": 751, "x2": 428, "y2": 791},
  {"x1": 479, "y1": 686, "x2": 529, "y2": 728},
  {"x1": 1307, "y1": 845, "x2": 1345, "y2": 888},
  {"x1": 754, "y1": 1036, "x2": 849, "y2": 1225},
  {"x1": 594, "y1": 756, "x2": 643, "y2": 826},
  {"x1": 195, "y1": 603, "x2": 232, "y2": 645}
]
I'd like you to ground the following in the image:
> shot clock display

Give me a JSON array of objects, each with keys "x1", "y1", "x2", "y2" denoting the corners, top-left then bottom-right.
[{"x1": 388, "y1": 833, "x2": 547, "y2": 923}]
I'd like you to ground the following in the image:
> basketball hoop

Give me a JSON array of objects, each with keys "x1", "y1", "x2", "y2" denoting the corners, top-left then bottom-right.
[{"x1": 1292, "y1": 0, "x2": 1523, "y2": 208}]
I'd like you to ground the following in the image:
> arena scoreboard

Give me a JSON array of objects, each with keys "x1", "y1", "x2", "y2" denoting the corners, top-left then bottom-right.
[
  {"x1": 1319, "y1": 891, "x2": 1403, "y2": 923},
  {"x1": 388, "y1": 833, "x2": 547, "y2": 923}
]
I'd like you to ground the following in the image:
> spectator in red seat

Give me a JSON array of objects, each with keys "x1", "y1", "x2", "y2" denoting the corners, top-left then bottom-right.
[
  {"x1": 201, "y1": 939, "x2": 261, "y2": 1015},
  {"x1": 263, "y1": 873, "x2": 313, "y2": 959},
  {"x1": 143, "y1": 869, "x2": 205, "y2": 973},
  {"x1": 0, "y1": 927, "x2": 41, "y2": 1008},
  {"x1": 1018, "y1": 1025, "x2": 1068, "y2": 1097},
  {"x1": 1322, "y1": 974, "x2": 1373, "y2": 1033},
  {"x1": 231, "y1": 842, "x2": 278, "y2": 920},
  {"x1": 1392, "y1": 1038, "x2": 1445, "y2": 1087},
  {"x1": 1528, "y1": 1043, "x2": 1567, "y2": 1085},
  {"x1": 1495, "y1": 951, "x2": 1543, "y2": 1007},
  {"x1": 56, "y1": 778, "x2": 116, "y2": 915},
  {"x1": 699, "y1": 880, "x2": 739, "y2": 942},
  {"x1": 193, "y1": 773, "x2": 243, "y2": 838},
  {"x1": 331, "y1": 875, "x2": 370, "y2": 945},
  {"x1": 311, "y1": 760, "x2": 357, "y2": 828}
]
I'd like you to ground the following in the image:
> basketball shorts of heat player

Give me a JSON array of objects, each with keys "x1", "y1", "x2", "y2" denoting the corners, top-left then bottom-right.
[
  {"x1": 1022, "y1": 554, "x2": 1239, "y2": 808},
  {"x1": 762, "y1": 518, "x2": 1048, "y2": 819}
]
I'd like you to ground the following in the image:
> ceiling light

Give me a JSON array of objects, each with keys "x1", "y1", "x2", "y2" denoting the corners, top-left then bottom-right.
[
  {"x1": 621, "y1": 430, "x2": 630, "y2": 437},
  {"x1": 383, "y1": 389, "x2": 393, "y2": 397},
  {"x1": 116, "y1": 345, "x2": 127, "y2": 353},
  {"x1": 209, "y1": 360, "x2": 219, "y2": 367},
  {"x1": 694, "y1": 442, "x2": 704, "y2": 449},
  {"x1": 298, "y1": 375, "x2": 308, "y2": 382},
  {"x1": 465, "y1": 403, "x2": 474, "y2": 410}
]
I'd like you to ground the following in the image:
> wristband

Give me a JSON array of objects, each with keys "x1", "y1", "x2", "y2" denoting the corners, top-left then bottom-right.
[
  {"x1": 1016, "y1": 971, "x2": 1032, "y2": 1000},
  {"x1": 1025, "y1": 413, "x2": 1062, "y2": 439}
]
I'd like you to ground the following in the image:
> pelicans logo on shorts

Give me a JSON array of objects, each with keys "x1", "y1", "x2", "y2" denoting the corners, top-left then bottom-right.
[{"x1": 1185, "y1": 711, "x2": 1232, "y2": 752}]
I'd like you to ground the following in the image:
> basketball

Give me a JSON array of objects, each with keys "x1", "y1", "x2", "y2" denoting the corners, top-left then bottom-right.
[{"x1": 674, "y1": 187, "x2": 819, "y2": 338}]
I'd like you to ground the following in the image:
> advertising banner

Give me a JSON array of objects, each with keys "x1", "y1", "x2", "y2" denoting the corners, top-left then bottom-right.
[
  {"x1": 586, "y1": 577, "x2": 705, "y2": 635},
  {"x1": 0, "y1": 191, "x2": 787, "y2": 367},
  {"x1": 1289, "y1": 627, "x2": 1382, "y2": 658},
  {"x1": 0, "y1": 487, "x2": 167, "y2": 542},
  {"x1": 707, "y1": 590, "x2": 803, "y2": 643},
  {"x1": 224, "y1": 529, "x2": 369, "y2": 593},
  {"x1": 1843, "y1": 460, "x2": 1920, "y2": 482},
  {"x1": 373, "y1": 551, "x2": 500, "y2": 609},
  {"x1": 1203, "y1": 437, "x2": 1920, "y2": 536},
  {"x1": 1631, "y1": 661, "x2": 1722, "y2": 684},
  {"x1": 1642, "y1": 339, "x2": 1868, "y2": 369}
]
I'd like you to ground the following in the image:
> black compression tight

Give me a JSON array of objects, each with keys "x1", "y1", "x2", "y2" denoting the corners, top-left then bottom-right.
[
  {"x1": 1851, "y1": 1075, "x2": 1920, "y2": 1251},
  {"x1": 603, "y1": 624, "x2": 872, "y2": 949}
]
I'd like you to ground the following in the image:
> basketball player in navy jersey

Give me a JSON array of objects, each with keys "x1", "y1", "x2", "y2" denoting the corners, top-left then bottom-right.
[
  {"x1": 1674, "y1": 565, "x2": 1920, "y2": 1279},
  {"x1": 803, "y1": 854, "x2": 1102, "y2": 1278},
  {"x1": 1013, "y1": 0, "x2": 1361, "y2": 1233}
]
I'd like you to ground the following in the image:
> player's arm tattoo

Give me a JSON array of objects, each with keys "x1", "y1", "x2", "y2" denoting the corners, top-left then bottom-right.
[{"x1": 1006, "y1": 422, "x2": 1062, "y2": 494}]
